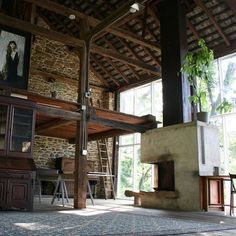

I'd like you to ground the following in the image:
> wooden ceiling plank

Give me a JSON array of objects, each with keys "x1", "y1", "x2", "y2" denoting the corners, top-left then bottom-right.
[
  {"x1": 194, "y1": 0, "x2": 230, "y2": 46},
  {"x1": 92, "y1": 56, "x2": 120, "y2": 86},
  {"x1": 91, "y1": 45, "x2": 161, "y2": 76},
  {"x1": 187, "y1": 19, "x2": 200, "y2": 41},
  {"x1": 105, "y1": 37, "x2": 142, "y2": 81},
  {"x1": 107, "y1": 58, "x2": 129, "y2": 84},
  {"x1": 36, "y1": 104, "x2": 81, "y2": 120},
  {"x1": 89, "y1": 64, "x2": 110, "y2": 88},
  {"x1": 24, "y1": 0, "x2": 160, "y2": 52},
  {"x1": 225, "y1": 0, "x2": 236, "y2": 15},
  {"x1": 88, "y1": 0, "x2": 138, "y2": 38},
  {"x1": 36, "y1": 119, "x2": 74, "y2": 133},
  {"x1": 0, "y1": 13, "x2": 84, "y2": 48}
]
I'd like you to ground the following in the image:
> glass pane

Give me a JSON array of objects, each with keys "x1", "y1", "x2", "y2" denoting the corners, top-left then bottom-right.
[
  {"x1": 153, "y1": 81, "x2": 163, "y2": 123},
  {"x1": 0, "y1": 105, "x2": 7, "y2": 150},
  {"x1": 10, "y1": 107, "x2": 33, "y2": 152},
  {"x1": 117, "y1": 146, "x2": 133, "y2": 198},
  {"x1": 135, "y1": 85, "x2": 151, "y2": 116},
  {"x1": 134, "y1": 146, "x2": 152, "y2": 192},
  {"x1": 120, "y1": 90, "x2": 134, "y2": 114},
  {"x1": 208, "y1": 62, "x2": 221, "y2": 116},
  {"x1": 210, "y1": 116, "x2": 225, "y2": 173},
  {"x1": 224, "y1": 114, "x2": 236, "y2": 173},
  {"x1": 119, "y1": 134, "x2": 134, "y2": 146},
  {"x1": 220, "y1": 54, "x2": 236, "y2": 112}
]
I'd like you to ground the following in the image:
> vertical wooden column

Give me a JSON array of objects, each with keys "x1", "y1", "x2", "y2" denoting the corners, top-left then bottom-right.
[
  {"x1": 74, "y1": 20, "x2": 90, "y2": 209},
  {"x1": 158, "y1": 0, "x2": 191, "y2": 126}
]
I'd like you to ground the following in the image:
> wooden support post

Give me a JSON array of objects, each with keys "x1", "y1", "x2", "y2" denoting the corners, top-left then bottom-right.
[
  {"x1": 158, "y1": 0, "x2": 191, "y2": 126},
  {"x1": 74, "y1": 20, "x2": 90, "y2": 209}
]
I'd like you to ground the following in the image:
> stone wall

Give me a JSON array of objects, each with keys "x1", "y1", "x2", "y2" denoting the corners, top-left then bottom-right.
[{"x1": 30, "y1": 18, "x2": 114, "y2": 198}]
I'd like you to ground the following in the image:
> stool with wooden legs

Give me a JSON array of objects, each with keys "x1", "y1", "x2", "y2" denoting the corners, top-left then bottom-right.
[{"x1": 229, "y1": 173, "x2": 236, "y2": 216}]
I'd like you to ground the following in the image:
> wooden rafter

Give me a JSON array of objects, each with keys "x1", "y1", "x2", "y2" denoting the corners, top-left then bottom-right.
[
  {"x1": 187, "y1": 19, "x2": 200, "y2": 41},
  {"x1": 36, "y1": 119, "x2": 74, "y2": 133},
  {"x1": 104, "y1": 37, "x2": 141, "y2": 81},
  {"x1": 23, "y1": 0, "x2": 160, "y2": 52},
  {"x1": 91, "y1": 45, "x2": 161, "y2": 76},
  {"x1": 194, "y1": 0, "x2": 230, "y2": 46},
  {"x1": 89, "y1": 65, "x2": 110, "y2": 88},
  {"x1": 92, "y1": 56, "x2": 120, "y2": 86},
  {"x1": 0, "y1": 13, "x2": 159, "y2": 78}
]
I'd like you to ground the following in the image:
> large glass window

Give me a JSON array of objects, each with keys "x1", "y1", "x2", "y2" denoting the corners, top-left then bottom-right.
[{"x1": 117, "y1": 81, "x2": 162, "y2": 198}]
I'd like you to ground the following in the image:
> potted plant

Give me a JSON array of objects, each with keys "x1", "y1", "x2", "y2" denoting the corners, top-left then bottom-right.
[
  {"x1": 51, "y1": 81, "x2": 63, "y2": 98},
  {"x1": 181, "y1": 39, "x2": 215, "y2": 122}
]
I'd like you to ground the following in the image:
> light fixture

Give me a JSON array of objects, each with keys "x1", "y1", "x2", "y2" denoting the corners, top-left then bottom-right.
[
  {"x1": 129, "y1": 3, "x2": 143, "y2": 13},
  {"x1": 69, "y1": 14, "x2": 76, "y2": 20}
]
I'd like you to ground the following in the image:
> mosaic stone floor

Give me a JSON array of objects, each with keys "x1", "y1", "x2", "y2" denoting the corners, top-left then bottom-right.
[{"x1": 0, "y1": 198, "x2": 236, "y2": 236}]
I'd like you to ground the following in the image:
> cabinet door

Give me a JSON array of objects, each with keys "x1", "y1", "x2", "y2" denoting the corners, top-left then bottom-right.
[
  {"x1": 0, "y1": 104, "x2": 9, "y2": 155},
  {"x1": 7, "y1": 178, "x2": 30, "y2": 210},
  {"x1": 0, "y1": 178, "x2": 7, "y2": 208},
  {"x1": 8, "y1": 106, "x2": 34, "y2": 157}
]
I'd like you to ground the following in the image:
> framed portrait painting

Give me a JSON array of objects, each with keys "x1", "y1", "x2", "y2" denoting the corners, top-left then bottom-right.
[{"x1": 0, "y1": 25, "x2": 31, "y2": 90}]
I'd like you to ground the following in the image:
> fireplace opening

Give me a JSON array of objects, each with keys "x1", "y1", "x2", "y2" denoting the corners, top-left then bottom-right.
[{"x1": 154, "y1": 160, "x2": 175, "y2": 191}]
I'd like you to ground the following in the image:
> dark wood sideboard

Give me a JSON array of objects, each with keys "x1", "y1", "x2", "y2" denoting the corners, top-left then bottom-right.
[{"x1": 0, "y1": 96, "x2": 36, "y2": 211}]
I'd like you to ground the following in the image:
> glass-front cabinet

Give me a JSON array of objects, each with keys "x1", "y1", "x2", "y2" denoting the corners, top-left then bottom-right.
[
  {"x1": 0, "y1": 104, "x2": 8, "y2": 154},
  {"x1": 0, "y1": 96, "x2": 36, "y2": 211},
  {"x1": 0, "y1": 98, "x2": 35, "y2": 157}
]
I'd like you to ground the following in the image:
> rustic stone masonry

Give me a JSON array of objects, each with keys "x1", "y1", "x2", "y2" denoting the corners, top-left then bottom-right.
[{"x1": 29, "y1": 18, "x2": 114, "y2": 198}]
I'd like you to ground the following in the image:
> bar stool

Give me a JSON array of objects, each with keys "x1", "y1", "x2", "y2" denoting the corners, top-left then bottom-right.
[{"x1": 229, "y1": 173, "x2": 236, "y2": 216}]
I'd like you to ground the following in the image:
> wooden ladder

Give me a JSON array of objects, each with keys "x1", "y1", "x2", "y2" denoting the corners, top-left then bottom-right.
[{"x1": 97, "y1": 138, "x2": 115, "y2": 199}]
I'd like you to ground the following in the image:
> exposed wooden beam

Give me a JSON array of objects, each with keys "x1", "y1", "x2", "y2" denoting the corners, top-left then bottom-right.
[
  {"x1": 36, "y1": 119, "x2": 74, "y2": 133},
  {"x1": 92, "y1": 56, "x2": 120, "y2": 86},
  {"x1": 187, "y1": 19, "x2": 200, "y2": 40},
  {"x1": 213, "y1": 39, "x2": 236, "y2": 59},
  {"x1": 194, "y1": 0, "x2": 230, "y2": 46},
  {"x1": 24, "y1": 0, "x2": 160, "y2": 52},
  {"x1": 105, "y1": 27, "x2": 160, "y2": 52},
  {"x1": 0, "y1": 13, "x2": 84, "y2": 48},
  {"x1": 88, "y1": 0, "x2": 137, "y2": 38},
  {"x1": 89, "y1": 117, "x2": 147, "y2": 133},
  {"x1": 0, "y1": 13, "x2": 159, "y2": 75},
  {"x1": 89, "y1": 65, "x2": 110, "y2": 88},
  {"x1": 118, "y1": 75, "x2": 160, "y2": 92},
  {"x1": 36, "y1": 104, "x2": 81, "y2": 120},
  {"x1": 104, "y1": 37, "x2": 142, "y2": 81},
  {"x1": 225, "y1": 0, "x2": 236, "y2": 15},
  {"x1": 91, "y1": 45, "x2": 161, "y2": 76}
]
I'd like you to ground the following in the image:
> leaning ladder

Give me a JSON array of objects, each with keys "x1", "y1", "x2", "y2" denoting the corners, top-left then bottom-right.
[{"x1": 97, "y1": 138, "x2": 115, "y2": 199}]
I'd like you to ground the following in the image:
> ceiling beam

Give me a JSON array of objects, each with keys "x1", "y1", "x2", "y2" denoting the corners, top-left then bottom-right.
[
  {"x1": 23, "y1": 0, "x2": 160, "y2": 52},
  {"x1": 194, "y1": 0, "x2": 230, "y2": 46},
  {"x1": 36, "y1": 104, "x2": 81, "y2": 120},
  {"x1": 91, "y1": 45, "x2": 161, "y2": 76},
  {"x1": 36, "y1": 119, "x2": 74, "y2": 133},
  {"x1": 0, "y1": 13, "x2": 159, "y2": 76},
  {"x1": 0, "y1": 13, "x2": 84, "y2": 48}
]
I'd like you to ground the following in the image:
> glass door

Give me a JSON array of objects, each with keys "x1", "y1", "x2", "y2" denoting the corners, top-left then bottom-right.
[{"x1": 9, "y1": 106, "x2": 33, "y2": 156}]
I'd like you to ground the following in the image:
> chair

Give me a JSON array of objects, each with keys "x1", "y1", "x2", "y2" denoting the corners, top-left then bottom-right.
[{"x1": 229, "y1": 173, "x2": 236, "y2": 216}]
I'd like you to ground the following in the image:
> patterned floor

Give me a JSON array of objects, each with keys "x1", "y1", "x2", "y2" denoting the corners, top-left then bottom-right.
[{"x1": 0, "y1": 198, "x2": 235, "y2": 236}]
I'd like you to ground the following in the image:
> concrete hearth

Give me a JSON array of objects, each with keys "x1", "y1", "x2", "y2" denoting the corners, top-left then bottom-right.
[{"x1": 141, "y1": 121, "x2": 220, "y2": 211}]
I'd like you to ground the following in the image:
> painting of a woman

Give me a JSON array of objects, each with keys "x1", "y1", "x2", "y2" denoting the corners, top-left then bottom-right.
[
  {"x1": 0, "y1": 27, "x2": 31, "y2": 90},
  {"x1": 2, "y1": 41, "x2": 19, "y2": 83}
]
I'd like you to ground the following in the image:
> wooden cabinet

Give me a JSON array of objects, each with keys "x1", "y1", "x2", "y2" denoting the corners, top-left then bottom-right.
[{"x1": 0, "y1": 96, "x2": 36, "y2": 211}]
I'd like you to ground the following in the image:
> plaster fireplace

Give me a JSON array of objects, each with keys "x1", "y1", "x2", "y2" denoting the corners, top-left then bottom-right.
[{"x1": 141, "y1": 121, "x2": 220, "y2": 211}]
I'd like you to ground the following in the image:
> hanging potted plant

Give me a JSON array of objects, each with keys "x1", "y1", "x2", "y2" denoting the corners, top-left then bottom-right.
[{"x1": 181, "y1": 39, "x2": 215, "y2": 122}]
